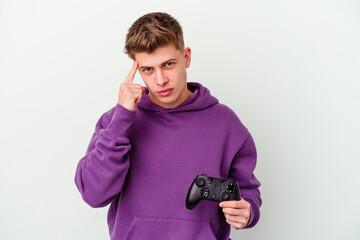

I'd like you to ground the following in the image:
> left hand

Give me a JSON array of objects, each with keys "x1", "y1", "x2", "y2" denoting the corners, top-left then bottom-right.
[{"x1": 219, "y1": 199, "x2": 251, "y2": 229}]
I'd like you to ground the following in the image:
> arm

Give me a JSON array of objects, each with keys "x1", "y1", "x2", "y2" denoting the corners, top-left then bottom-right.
[
  {"x1": 220, "y1": 133, "x2": 262, "y2": 229},
  {"x1": 75, "y1": 61, "x2": 145, "y2": 208},
  {"x1": 74, "y1": 104, "x2": 135, "y2": 208}
]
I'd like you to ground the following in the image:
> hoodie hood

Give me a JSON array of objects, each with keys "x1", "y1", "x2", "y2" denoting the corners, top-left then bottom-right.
[{"x1": 137, "y1": 82, "x2": 219, "y2": 113}]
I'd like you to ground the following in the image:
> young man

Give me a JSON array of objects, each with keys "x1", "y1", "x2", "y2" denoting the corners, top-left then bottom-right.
[{"x1": 75, "y1": 12, "x2": 261, "y2": 240}]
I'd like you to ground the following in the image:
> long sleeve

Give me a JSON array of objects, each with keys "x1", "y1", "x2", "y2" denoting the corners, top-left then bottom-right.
[
  {"x1": 74, "y1": 104, "x2": 136, "y2": 208},
  {"x1": 229, "y1": 132, "x2": 262, "y2": 229}
]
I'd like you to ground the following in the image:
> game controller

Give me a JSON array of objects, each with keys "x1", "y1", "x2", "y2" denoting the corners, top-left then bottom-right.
[{"x1": 186, "y1": 174, "x2": 241, "y2": 209}]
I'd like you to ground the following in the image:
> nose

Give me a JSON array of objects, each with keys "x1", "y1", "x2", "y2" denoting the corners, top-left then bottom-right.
[{"x1": 155, "y1": 69, "x2": 168, "y2": 86}]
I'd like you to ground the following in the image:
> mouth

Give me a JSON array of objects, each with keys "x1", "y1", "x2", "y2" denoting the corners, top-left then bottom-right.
[
  {"x1": 157, "y1": 88, "x2": 173, "y2": 97},
  {"x1": 158, "y1": 88, "x2": 173, "y2": 93}
]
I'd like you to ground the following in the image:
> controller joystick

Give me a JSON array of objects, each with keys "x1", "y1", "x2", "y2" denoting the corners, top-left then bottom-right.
[
  {"x1": 196, "y1": 178, "x2": 205, "y2": 187},
  {"x1": 186, "y1": 174, "x2": 241, "y2": 209}
]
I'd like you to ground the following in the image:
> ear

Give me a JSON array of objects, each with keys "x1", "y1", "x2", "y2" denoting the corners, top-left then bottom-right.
[{"x1": 184, "y1": 47, "x2": 191, "y2": 68}]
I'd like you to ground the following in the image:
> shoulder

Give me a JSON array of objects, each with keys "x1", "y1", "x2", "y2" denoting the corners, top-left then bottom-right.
[
  {"x1": 212, "y1": 103, "x2": 238, "y2": 116},
  {"x1": 212, "y1": 103, "x2": 246, "y2": 124},
  {"x1": 211, "y1": 103, "x2": 250, "y2": 137},
  {"x1": 94, "y1": 105, "x2": 117, "y2": 129}
]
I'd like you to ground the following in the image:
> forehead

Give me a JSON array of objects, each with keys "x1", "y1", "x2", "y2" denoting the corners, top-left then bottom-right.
[{"x1": 134, "y1": 45, "x2": 182, "y2": 67}]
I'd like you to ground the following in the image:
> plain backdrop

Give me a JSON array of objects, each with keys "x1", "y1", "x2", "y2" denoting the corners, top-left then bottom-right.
[{"x1": 1, "y1": 0, "x2": 359, "y2": 239}]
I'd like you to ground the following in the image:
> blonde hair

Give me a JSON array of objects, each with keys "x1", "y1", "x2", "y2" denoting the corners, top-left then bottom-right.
[{"x1": 124, "y1": 12, "x2": 184, "y2": 59}]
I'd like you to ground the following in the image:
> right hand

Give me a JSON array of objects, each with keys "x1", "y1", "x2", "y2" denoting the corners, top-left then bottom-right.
[{"x1": 118, "y1": 61, "x2": 146, "y2": 111}]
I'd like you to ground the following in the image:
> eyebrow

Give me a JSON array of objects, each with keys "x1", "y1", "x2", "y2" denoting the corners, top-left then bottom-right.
[{"x1": 139, "y1": 58, "x2": 178, "y2": 70}]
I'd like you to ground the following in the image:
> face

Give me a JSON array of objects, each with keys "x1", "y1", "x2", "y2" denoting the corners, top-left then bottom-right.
[{"x1": 134, "y1": 44, "x2": 192, "y2": 109}]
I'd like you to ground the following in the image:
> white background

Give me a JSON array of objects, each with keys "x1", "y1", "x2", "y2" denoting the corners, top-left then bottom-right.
[{"x1": 1, "y1": 0, "x2": 359, "y2": 239}]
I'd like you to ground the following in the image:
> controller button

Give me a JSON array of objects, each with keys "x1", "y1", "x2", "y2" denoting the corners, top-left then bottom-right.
[
  {"x1": 212, "y1": 194, "x2": 217, "y2": 199},
  {"x1": 226, "y1": 183, "x2": 234, "y2": 190},
  {"x1": 203, "y1": 191, "x2": 209, "y2": 198},
  {"x1": 200, "y1": 188, "x2": 210, "y2": 198}
]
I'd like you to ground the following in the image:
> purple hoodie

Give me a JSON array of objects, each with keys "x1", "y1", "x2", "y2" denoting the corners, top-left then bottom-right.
[{"x1": 75, "y1": 82, "x2": 261, "y2": 240}]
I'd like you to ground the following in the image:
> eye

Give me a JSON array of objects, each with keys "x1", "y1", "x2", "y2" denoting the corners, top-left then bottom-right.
[
  {"x1": 165, "y1": 62, "x2": 174, "y2": 67},
  {"x1": 143, "y1": 67, "x2": 152, "y2": 73}
]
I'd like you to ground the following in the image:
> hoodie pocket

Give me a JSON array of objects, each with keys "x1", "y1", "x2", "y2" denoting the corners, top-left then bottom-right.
[{"x1": 123, "y1": 217, "x2": 217, "y2": 240}]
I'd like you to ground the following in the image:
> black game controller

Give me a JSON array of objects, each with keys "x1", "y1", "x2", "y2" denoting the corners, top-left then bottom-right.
[{"x1": 186, "y1": 174, "x2": 241, "y2": 209}]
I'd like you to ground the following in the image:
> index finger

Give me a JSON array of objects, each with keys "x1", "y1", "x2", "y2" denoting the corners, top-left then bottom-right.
[{"x1": 124, "y1": 61, "x2": 139, "y2": 84}]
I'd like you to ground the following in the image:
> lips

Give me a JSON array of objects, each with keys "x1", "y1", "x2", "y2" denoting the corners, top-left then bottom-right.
[
  {"x1": 157, "y1": 88, "x2": 173, "y2": 97},
  {"x1": 158, "y1": 88, "x2": 173, "y2": 93}
]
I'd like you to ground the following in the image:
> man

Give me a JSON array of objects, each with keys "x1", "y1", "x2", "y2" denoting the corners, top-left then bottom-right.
[{"x1": 75, "y1": 12, "x2": 261, "y2": 240}]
